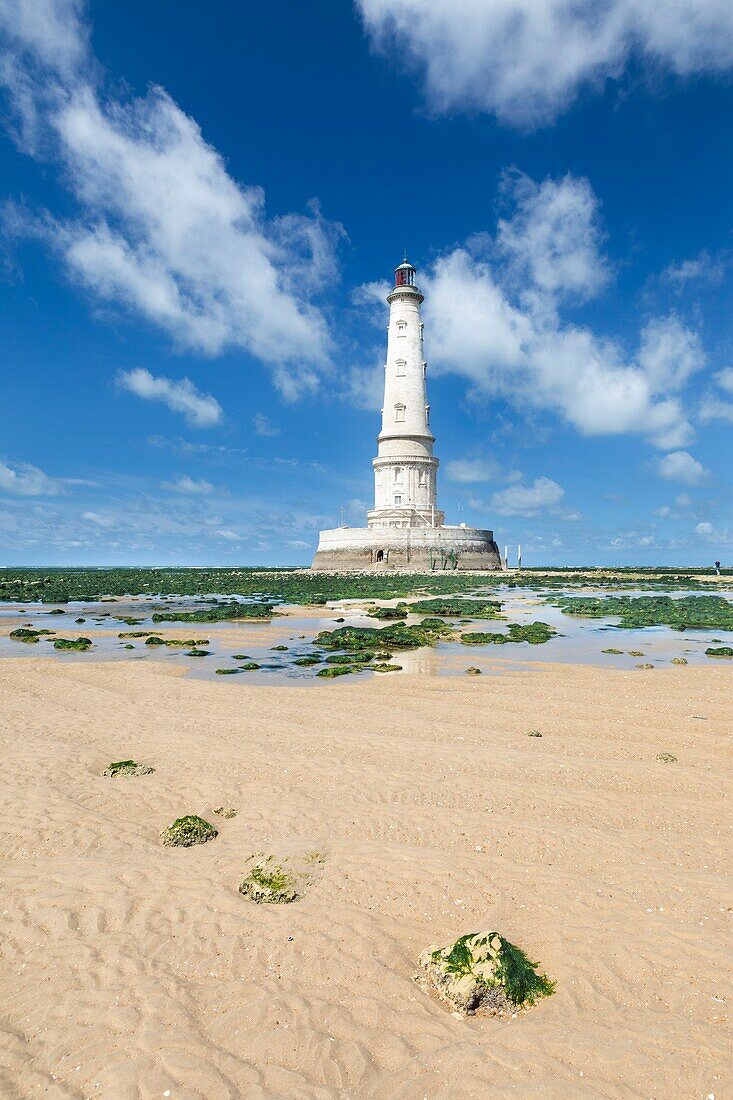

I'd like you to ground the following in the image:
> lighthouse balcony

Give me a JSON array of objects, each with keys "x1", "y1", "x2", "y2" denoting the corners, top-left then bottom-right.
[{"x1": 367, "y1": 505, "x2": 445, "y2": 529}]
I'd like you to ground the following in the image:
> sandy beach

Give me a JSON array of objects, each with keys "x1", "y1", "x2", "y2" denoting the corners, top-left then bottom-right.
[{"x1": 0, "y1": 657, "x2": 730, "y2": 1098}]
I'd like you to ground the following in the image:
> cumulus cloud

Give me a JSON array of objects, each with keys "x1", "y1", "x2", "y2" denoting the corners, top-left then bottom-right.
[
  {"x1": 161, "y1": 474, "x2": 214, "y2": 494},
  {"x1": 118, "y1": 368, "x2": 223, "y2": 428},
  {"x1": 0, "y1": 459, "x2": 63, "y2": 496},
  {"x1": 699, "y1": 367, "x2": 733, "y2": 424},
  {"x1": 491, "y1": 476, "x2": 565, "y2": 516},
  {"x1": 1, "y1": 0, "x2": 339, "y2": 399},
  {"x1": 656, "y1": 450, "x2": 710, "y2": 485},
  {"x1": 407, "y1": 173, "x2": 702, "y2": 450},
  {"x1": 357, "y1": 0, "x2": 733, "y2": 126}
]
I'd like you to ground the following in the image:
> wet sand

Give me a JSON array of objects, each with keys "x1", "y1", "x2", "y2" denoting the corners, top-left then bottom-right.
[{"x1": 0, "y1": 657, "x2": 730, "y2": 1098}]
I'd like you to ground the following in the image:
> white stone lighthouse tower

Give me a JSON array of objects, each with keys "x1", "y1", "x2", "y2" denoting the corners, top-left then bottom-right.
[
  {"x1": 367, "y1": 258, "x2": 445, "y2": 529},
  {"x1": 311, "y1": 256, "x2": 501, "y2": 572}
]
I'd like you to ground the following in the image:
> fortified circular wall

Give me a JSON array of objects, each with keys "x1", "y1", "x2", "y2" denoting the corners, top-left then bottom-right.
[{"x1": 311, "y1": 525, "x2": 502, "y2": 572}]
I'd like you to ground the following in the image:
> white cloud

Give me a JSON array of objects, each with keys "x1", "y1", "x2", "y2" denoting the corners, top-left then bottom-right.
[
  {"x1": 656, "y1": 450, "x2": 709, "y2": 485},
  {"x1": 491, "y1": 476, "x2": 565, "y2": 516},
  {"x1": 118, "y1": 368, "x2": 223, "y2": 428},
  {"x1": 0, "y1": 459, "x2": 62, "y2": 496},
  {"x1": 497, "y1": 172, "x2": 610, "y2": 302},
  {"x1": 445, "y1": 458, "x2": 501, "y2": 483},
  {"x1": 252, "y1": 413, "x2": 280, "y2": 437},
  {"x1": 418, "y1": 177, "x2": 700, "y2": 450},
  {"x1": 661, "y1": 251, "x2": 727, "y2": 291},
  {"x1": 82, "y1": 509, "x2": 116, "y2": 528},
  {"x1": 357, "y1": 0, "x2": 733, "y2": 126},
  {"x1": 716, "y1": 367, "x2": 733, "y2": 395},
  {"x1": 1, "y1": 0, "x2": 339, "y2": 399},
  {"x1": 161, "y1": 474, "x2": 214, "y2": 494}
]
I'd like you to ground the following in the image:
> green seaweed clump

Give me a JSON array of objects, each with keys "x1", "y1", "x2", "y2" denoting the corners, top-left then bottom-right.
[
  {"x1": 53, "y1": 636, "x2": 92, "y2": 651},
  {"x1": 324, "y1": 651, "x2": 376, "y2": 665},
  {"x1": 602, "y1": 648, "x2": 624, "y2": 655},
  {"x1": 367, "y1": 604, "x2": 408, "y2": 620},
  {"x1": 372, "y1": 663, "x2": 401, "y2": 672},
  {"x1": 103, "y1": 759, "x2": 154, "y2": 777},
  {"x1": 231, "y1": 653, "x2": 250, "y2": 660},
  {"x1": 123, "y1": 644, "x2": 135, "y2": 650},
  {"x1": 419, "y1": 931, "x2": 555, "y2": 1016},
  {"x1": 293, "y1": 656, "x2": 320, "y2": 666},
  {"x1": 554, "y1": 593, "x2": 733, "y2": 631},
  {"x1": 215, "y1": 667, "x2": 243, "y2": 674},
  {"x1": 160, "y1": 815, "x2": 218, "y2": 847},
  {"x1": 185, "y1": 648, "x2": 210, "y2": 657},
  {"x1": 239, "y1": 661, "x2": 261, "y2": 670},
  {"x1": 706, "y1": 646, "x2": 733, "y2": 657},
  {"x1": 316, "y1": 664, "x2": 359, "y2": 677},
  {"x1": 152, "y1": 601, "x2": 275, "y2": 624},
  {"x1": 9, "y1": 627, "x2": 55, "y2": 642},
  {"x1": 270, "y1": 644, "x2": 289, "y2": 651},
  {"x1": 145, "y1": 636, "x2": 166, "y2": 646},
  {"x1": 119, "y1": 631, "x2": 161, "y2": 638},
  {"x1": 314, "y1": 620, "x2": 452, "y2": 653},
  {"x1": 409, "y1": 598, "x2": 502, "y2": 619},
  {"x1": 461, "y1": 622, "x2": 556, "y2": 646},
  {"x1": 239, "y1": 858, "x2": 300, "y2": 903}
]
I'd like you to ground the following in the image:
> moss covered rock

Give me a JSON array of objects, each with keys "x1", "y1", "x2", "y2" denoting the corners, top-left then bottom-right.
[
  {"x1": 239, "y1": 857, "x2": 300, "y2": 903},
  {"x1": 103, "y1": 759, "x2": 154, "y2": 778},
  {"x1": 293, "y1": 655, "x2": 321, "y2": 666},
  {"x1": 240, "y1": 661, "x2": 261, "y2": 670},
  {"x1": 53, "y1": 637, "x2": 92, "y2": 651},
  {"x1": 316, "y1": 664, "x2": 359, "y2": 677},
  {"x1": 215, "y1": 667, "x2": 243, "y2": 674},
  {"x1": 465, "y1": 666, "x2": 482, "y2": 675},
  {"x1": 656, "y1": 752, "x2": 677, "y2": 763},
  {"x1": 9, "y1": 627, "x2": 54, "y2": 642},
  {"x1": 185, "y1": 648, "x2": 211, "y2": 657},
  {"x1": 602, "y1": 648, "x2": 624, "y2": 655},
  {"x1": 706, "y1": 646, "x2": 733, "y2": 657},
  {"x1": 160, "y1": 815, "x2": 218, "y2": 847},
  {"x1": 419, "y1": 931, "x2": 555, "y2": 1016}
]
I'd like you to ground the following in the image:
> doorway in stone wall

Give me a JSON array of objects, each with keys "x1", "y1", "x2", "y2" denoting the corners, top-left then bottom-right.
[{"x1": 375, "y1": 549, "x2": 384, "y2": 563}]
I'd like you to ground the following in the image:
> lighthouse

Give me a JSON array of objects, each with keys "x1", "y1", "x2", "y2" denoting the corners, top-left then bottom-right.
[
  {"x1": 367, "y1": 258, "x2": 445, "y2": 529},
  {"x1": 311, "y1": 257, "x2": 501, "y2": 571}
]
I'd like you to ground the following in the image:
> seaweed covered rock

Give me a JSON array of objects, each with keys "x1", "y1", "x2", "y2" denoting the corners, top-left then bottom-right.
[
  {"x1": 152, "y1": 601, "x2": 275, "y2": 624},
  {"x1": 215, "y1": 667, "x2": 243, "y2": 674},
  {"x1": 10, "y1": 627, "x2": 54, "y2": 642},
  {"x1": 240, "y1": 661, "x2": 261, "y2": 670},
  {"x1": 410, "y1": 598, "x2": 502, "y2": 619},
  {"x1": 240, "y1": 857, "x2": 301, "y2": 903},
  {"x1": 419, "y1": 931, "x2": 555, "y2": 1016},
  {"x1": 160, "y1": 815, "x2": 218, "y2": 847},
  {"x1": 317, "y1": 664, "x2": 359, "y2": 677},
  {"x1": 293, "y1": 655, "x2": 320, "y2": 666},
  {"x1": 54, "y1": 636, "x2": 92, "y2": 651},
  {"x1": 367, "y1": 604, "x2": 408, "y2": 620},
  {"x1": 103, "y1": 759, "x2": 154, "y2": 778},
  {"x1": 372, "y1": 662, "x2": 401, "y2": 672},
  {"x1": 324, "y1": 651, "x2": 375, "y2": 665},
  {"x1": 671, "y1": 657, "x2": 688, "y2": 665},
  {"x1": 706, "y1": 646, "x2": 733, "y2": 658},
  {"x1": 185, "y1": 648, "x2": 211, "y2": 657},
  {"x1": 465, "y1": 666, "x2": 482, "y2": 675},
  {"x1": 314, "y1": 620, "x2": 453, "y2": 653},
  {"x1": 461, "y1": 622, "x2": 556, "y2": 646},
  {"x1": 656, "y1": 752, "x2": 678, "y2": 763}
]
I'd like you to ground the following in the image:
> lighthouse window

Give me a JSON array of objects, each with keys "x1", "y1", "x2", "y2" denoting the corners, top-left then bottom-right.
[
  {"x1": 394, "y1": 404, "x2": 405, "y2": 422},
  {"x1": 394, "y1": 494, "x2": 402, "y2": 505},
  {"x1": 395, "y1": 359, "x2": 406, "y2": 376},
  {"x1": 394, "y1": 467, "x2": 402, "y2": 482},
  {"x1": 396, "y1": 321, "x2": 407, "y2": 335},
  {"x1": 418, "y1": 469, "x2": 426, "y2": 487}
]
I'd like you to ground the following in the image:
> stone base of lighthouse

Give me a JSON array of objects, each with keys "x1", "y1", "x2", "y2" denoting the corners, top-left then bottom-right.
[{"x1": 311, "y1": 524, "x2": 502, "y2": 572}]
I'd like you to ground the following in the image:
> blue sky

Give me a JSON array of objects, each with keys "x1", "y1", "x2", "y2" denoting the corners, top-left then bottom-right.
[{"x1": 0, "y1": 0, "x2": 731, "y2": 566}]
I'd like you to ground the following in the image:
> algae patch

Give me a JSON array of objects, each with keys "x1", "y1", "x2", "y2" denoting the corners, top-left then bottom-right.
[
  {"x1": 160, "y1": 815, "x2": 218, "y2": 847},
  {"x1": 419, "y1": 931, "x2": 555, "y2": 1016},
  {"x1": 103, "y1": 759, "x2": 154, "y2": 778}
]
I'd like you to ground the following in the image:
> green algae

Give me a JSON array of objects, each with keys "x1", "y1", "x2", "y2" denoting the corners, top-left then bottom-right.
[
  {"x1": 314, "y1": 620, "x2": 453, "y2": 653},
  {"x1": 554, "y1": 593, "x2": 733, "y2": 631},
  {"x1": 461, "y1": 622, "x2": 556, "y2": 646},
  {"x1": 215, "y1": 667, "x2": 243, "y2": 674},
  {"x1": 602, "y1": 648, "x2": 624, "y2": 654},
  {"x1": 270, "y1": 645, "x2": 289, "y2": 651},
  {"x1": 239, "y1": 661, "x2": 261, "y2": 670},
  {"x1": 706, "y1": 646, "x2": 733, "y2": 657},
  {"x1": 409, "y1": 597, "x2": 502, "y2": 618},
  {"x1": 316, "y1": 664, "x2": 360, "y2": 677},
  {"x1": 420, "y1": 931, "x2": 555, "y2": 1016},
  {"x1": 231, "y1": 653, "x2": 250, "y2": 660},
  {"x1": 293, "y1": 656, "x2": 321, "y2": 666},
  {"x1": 372, "y1": 663, "x2": 402, "y2": 672},
  {"x1": 656, "y1": 752, "x2": 677, "y2": 762},
  {"x1": 324, "y1": 651, "x2": 376, "y2": 664},
  {"x1": 160, "y1": 815, "x2": 217, "y2": 847},
  {"x1": 151, "y1": 601, "x2": 275, "y2": 624},
  {"x1": 103, "y1": 759, "x2": 154, "y2": 777},
  {"x1": 185, "y1": 648, "x2": 210, "y2": 657},
  {"x1": 367, "y1": 604, "x2": 408, "y2": 620},
  {"x1": 9, "y1": 627, "x2": 55, "y2": 641},
  {"x1": 53, "y1": 637, "x2": 92, "y2": 651},
  {"x1": 239, "y1": 858, "x2": 300, "y2": 903}
]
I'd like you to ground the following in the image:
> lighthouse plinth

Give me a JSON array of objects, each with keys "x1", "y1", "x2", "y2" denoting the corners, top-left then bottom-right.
[{"x1": 311, "y1": 259, "x2": 501, "y2": 572}]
